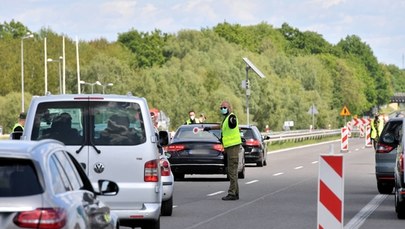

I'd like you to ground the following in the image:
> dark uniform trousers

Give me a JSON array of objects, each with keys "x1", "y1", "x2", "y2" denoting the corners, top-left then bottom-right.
[{"x1": 225, "y1": 144, "x2": 240, "y2": 196}]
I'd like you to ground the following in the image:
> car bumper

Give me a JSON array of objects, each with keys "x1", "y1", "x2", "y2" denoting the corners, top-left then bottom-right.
[
  {"x1": 111, "y1": 203, "x2": 160, "y2": 221},
  {"x1": 162, "y1": 178, "x2": 174, "y2": 201},
  {"x1": 171, "y1": 164, "x2": 226, "y2": 175}
]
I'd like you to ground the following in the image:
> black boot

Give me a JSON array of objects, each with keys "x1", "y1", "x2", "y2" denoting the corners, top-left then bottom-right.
[{"x1": 222, "y1": 194, "x2": 238, "y2": 201}]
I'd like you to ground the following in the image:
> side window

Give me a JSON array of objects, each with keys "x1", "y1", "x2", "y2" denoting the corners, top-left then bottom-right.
[
  {"x1": 93, "y1": 101, "x2": 147, "y2": 145},
  {"x1": 54, "y1": 151, "x2": 83, "y2": 190},
  {"x1": 49, "y1": 155, "x2": 70, "y2": 194}
]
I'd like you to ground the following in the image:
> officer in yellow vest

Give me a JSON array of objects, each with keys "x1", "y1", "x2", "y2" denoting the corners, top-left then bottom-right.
[
  {"x1": 370, "y1": 114, "x2": 378, "y2": 148},
  {"x1": 203, "y1": 101, "x2": 241, "y2": 200},
  {"x1": 12, "y1": 112, "x2": 26, "y2": 132}
]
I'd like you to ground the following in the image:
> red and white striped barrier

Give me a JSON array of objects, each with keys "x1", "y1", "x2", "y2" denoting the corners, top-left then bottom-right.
[
  {"x1": 317, "y1": 154, "x2": 344, "y2": 229},
  {"x1": 359, "y1": 124, "x2": 365, "y2": 138},
  {"x1": 365, "y1": 125, "x2": 372, "y2": 147},
  {"x1": 341, "y1": 127, "x2": 348, "y2": 152},
  {"x1": 346, "y1": 122, "x2": 352, "y2": 137}
]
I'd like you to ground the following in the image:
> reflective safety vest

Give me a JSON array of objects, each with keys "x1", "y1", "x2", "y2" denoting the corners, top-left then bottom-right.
[
  {"x1": 221, "y1": 113, "x2": 242, "y2": 148},
  {"x1": 12, "y1": 123, "x2": 24, "y2": 132},
  {"x1": 370, "y1": 118, "x2": 377, "y2": 139}
]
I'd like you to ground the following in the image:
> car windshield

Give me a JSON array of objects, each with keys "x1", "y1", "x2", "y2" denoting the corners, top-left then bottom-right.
[
  {"x1": 0, "y1": 158, "x2": 43, "y2": 197},
  {"x1": 174, "y1": 126, "x2": 221, "y2": 141}
]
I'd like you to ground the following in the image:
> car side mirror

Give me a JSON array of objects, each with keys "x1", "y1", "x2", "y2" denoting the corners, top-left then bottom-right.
[
  {"x1": 159, "y1": 130, "x2": 169, "y2": 146},
  {"x1": 97, "y1": 180, "x2": 119, "y2": 196}
]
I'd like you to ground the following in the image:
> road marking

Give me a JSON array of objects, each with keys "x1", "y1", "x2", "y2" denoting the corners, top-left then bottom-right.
[
  {"x1": 294, "y1": 166, "x2": 303, "y2": 170},
  {"x1": 273, "y1": 172, "x2": 284, "y2": 176},
  {"x1": 312, "y1": 161, "x2": 319, "y2": 164},
  {"x1": 207, "y1": 191, "x2": 225, "y2": 197},
  {"x1": 344, "y1": 194, "x2": 388, "y2": 229},
  {"x1": 355, "y1": 148, "x2": 360, "y2": 151},
  {"x1": 246, "y1": 180, "x2": 259, "y2": 184}
]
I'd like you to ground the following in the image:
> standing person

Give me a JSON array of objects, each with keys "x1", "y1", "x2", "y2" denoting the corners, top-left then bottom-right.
[
  {"x1": 205, "y1": 100, "x2": 241, "y2": 200},
  {"x1": 185, "y1": 110, "x2": 199, "y2": 124},
  {"x1": 370, "y1": 114, "x2": 378, "y2": 149},
  {"x1": 199, "y1": 113, "x2": 206, "y2": 123},
  {"x1": 12, "y1": 112, "x2": 26, "y2": 132}
]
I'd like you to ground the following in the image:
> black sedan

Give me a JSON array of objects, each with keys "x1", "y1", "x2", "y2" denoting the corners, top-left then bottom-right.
[
  {"x1": 240, "y1": 125, "x2": 270, "y2": 167},
  {"x1": 166, "y1": 124, "x2": 245, "y2": 180}
]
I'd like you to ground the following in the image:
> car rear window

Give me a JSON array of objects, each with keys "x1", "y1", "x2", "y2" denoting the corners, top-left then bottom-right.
[
  {"x1": 240, "y1": 128, "x2": 255, "y2": 139},
  {"x1": 31, "y1": 101, "x2": 146, "y2": 146},
  {"x1": 174, "y1": 126, "x2": 221, "y2": 141},
  {"x1": 0, "y1": 158, "x2": 43, "y2": 197},
  {"x1": 379, "y1": 120, "x2": 402, "y2": 145}
]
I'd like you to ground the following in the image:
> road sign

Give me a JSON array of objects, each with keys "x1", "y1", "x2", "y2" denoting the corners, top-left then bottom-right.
[{"x1": 340, "y1": 106, "x2": 351, "y2": 116}]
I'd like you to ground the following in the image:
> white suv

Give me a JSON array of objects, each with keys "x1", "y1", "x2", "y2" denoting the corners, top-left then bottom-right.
[{"x1": 15, "y1": 93, "x2": 168, "y2": 229}]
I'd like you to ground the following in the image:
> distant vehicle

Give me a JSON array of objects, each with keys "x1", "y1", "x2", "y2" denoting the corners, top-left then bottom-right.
[
  {"x1": 166, "y1": 124, "x2": 245, "y2": 180},
  {"x1": 394, "y1": 117, "x2": 405, "y2": 218},
  {"x1": 0, "y1": 139, "x2": 120, "y2": 229},
  {"x1": 12, "y1": 93, "x2": 169, "y2": 229},
  {"x1": 240, "y1": 125, "x2": 270, "y2": 167},
  {"x1": 375, "y1": 117, "x2": 402, "y2": 194}
]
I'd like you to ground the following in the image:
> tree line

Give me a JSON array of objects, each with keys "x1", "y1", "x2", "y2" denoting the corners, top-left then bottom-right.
[{"x1": 0, "y1": 20, "x2": 404, "y2": 133}]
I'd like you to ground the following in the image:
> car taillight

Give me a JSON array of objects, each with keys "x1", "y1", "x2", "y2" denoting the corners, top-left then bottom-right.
[
  {"x1": 145, "y1": 160, "x2": 159, "y2": 182},
  {"x1": 400, "y1": 153, "x2": 404, "y2": 173},
  {"x1": 245, "y1": 139, "x2": 261, "y2": 147},
  {"x1": 14, "y1": 208, "x2": 67, "y2": 229},
  {"x1": 375, "y1": 143, "x2": 394, "y2": 153},
  {"x1": 167, "y1": 144, "x2": 186, "y2": 152},
  {"x1": 160, "y1": 160, "x2": 171, "y2": 176},
  {"x1": 212, "y1": 144, "x2": 224, "y2": 152}
]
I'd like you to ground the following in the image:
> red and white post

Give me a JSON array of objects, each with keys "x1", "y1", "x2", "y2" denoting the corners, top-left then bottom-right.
[
  {"x1": 341, "y1": 127, "x2": 348, "y2": 152},
  {"x1": 317, "y1": 154, "x2": 344, "y2": 229},
  {"x1": 365, "y1": 125, "x2": 372, "y2": 147}
]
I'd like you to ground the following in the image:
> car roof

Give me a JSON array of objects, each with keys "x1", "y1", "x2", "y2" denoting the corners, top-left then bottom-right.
[
  {"x1": 0, "y1": 140, "x2": 65, "y2": 159},
  {"x1": 31, "y1": 93, "x2": 146, "y2": 103}
]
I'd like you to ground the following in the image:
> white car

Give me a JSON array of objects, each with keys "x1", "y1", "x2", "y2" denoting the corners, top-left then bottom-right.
[
  {"x1": 160, "y1": 154, "x2": 174, "y2": 216},
  {"x1": 14, "y1": 93, "x2": 169, "y2": 229}
]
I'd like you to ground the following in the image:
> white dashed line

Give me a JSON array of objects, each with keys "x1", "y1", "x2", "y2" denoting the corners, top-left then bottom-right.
[
  {"x1": 311, "y1": 161, "x2": 319, "y2": 164},
  {"x1": 273, "y1": 172, "x2": 284, "y2": 176},
  {"x1": 207, "y1": 191, "x2": 225, "y2": 197},
  {"x1": 294, "y1": 166, "x2": 303, "y2": 170},
  {"x1": 245, "y1": 180, "x2": 259, "y2": 184}
]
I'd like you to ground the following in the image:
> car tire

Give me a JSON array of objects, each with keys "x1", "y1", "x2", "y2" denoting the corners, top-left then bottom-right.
[
  {"x1": 395, "y1": 186, "x2": 405, "y2": 219},
  {"x1": 377, "y1": 182, "x2": 394, "y2": 194},
  {"x1": 142, "y1": 217, "x2": 160, "y2": 229},
  {"x1": 257, "y1": 159, "x2": 263, "y2": 167},
  {"x1": 173, "y1": 173, "x2": 184, "y2": 181},
  {"x1": 238, "y1": 166, "x2": 245, "y2": 179},
  {"x1": 161, "y1": 196, "x2": 173, "y2": 216}
]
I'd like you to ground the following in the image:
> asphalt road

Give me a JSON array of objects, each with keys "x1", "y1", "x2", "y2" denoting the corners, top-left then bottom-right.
[{"x1": 129, "y1": 138, "x2": 404, "y2": 228}]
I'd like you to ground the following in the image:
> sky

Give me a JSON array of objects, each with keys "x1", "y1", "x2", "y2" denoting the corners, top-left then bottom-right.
[{"x1": 2, "y1": 0, "x2": 405, "y2": 68}]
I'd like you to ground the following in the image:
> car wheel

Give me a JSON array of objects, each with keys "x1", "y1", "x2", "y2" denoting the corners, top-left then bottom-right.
[
  {"x1": 377, "y1": 182, "x2": 394, "y2": 194},
  {"x1": 238, "y1": 165, "x2": 245, "y2": 179},
  {"x1": 161, "y1": 196, "x2": 173, "y2": 216},
  {"x1": 263, "y1": 152, "x2": 267, "y2": 166},
  {"x1": 173, "y1": 173, "x2": 184, "y2": 181},
  {"x1": 142, "y1": 217, "x2": 160, "y2": 229},
  {"x1": 256, "y1": 159, "x2": 263, "y2": 167},
  {"x1": 396, "y1": 188, "x2": 405, "y2": 219}
]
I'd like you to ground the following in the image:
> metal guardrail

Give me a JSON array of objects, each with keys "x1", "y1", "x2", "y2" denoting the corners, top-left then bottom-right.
[{"x1": 262, "y1": 129, "x2": 342, "y2": 144}]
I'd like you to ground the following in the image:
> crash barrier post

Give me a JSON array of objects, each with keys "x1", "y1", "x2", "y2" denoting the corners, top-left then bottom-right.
[
  {"x1": 317, "y1": 154, "x2": 344, "y2": 229},
  {"x1": 359, "y1": 124, "x2": 364, "y2": 138},
  {"x1": 340, "y1": 127, "x2": 348, "y2": 152},
  {"x1": 365, "y1": 125, "x2": 372, "y2": 148},
  {"x1": 346, "y1": 121, "x2": 352, "y2": 137}
]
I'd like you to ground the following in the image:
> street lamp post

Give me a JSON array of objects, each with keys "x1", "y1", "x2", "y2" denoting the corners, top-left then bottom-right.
[
  {"x1": 99, "y1": 82, "x2": 113, "y2": 94},
  {"x1": 47, "y1": 56, "x2": 63, "y2": 94},
  {"x1": 80, "y1": 80, "x2": 100, "y2": 94},
  {"x1": 21, "y1": 33, "x2": 34, "y2": 112}
]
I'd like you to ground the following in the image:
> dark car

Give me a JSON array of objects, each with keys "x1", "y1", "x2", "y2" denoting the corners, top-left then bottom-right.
[
  {"x1": 240, "y1": 125, "x2": 270, "y2": 167},
  {"x1": 166, "y1": 124, "x2": 245, "y2": 180},
  {"x1": 375, "y1": 117, "x2": 402, "y2": 194},
  {"x1": 0, "y1": 139, "x2": 120, "y2": 229},
  {"x1": 394, "y1": 117, "x2": 405, "y2": 218}
]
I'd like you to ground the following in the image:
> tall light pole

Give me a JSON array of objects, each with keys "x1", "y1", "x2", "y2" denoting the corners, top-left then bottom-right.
[
  {"x1": 21, "y1": 33, "x2": 34, "y2": 112},
  {"x1": 80, "y1": 80, "x2": 101, "y2": 94},
  {"x1": 98, "y1": 82, "x2": 113, "y2": 94},
  {"x1": 47, "y1": 56, "x2": 63, "y2": 94}
]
